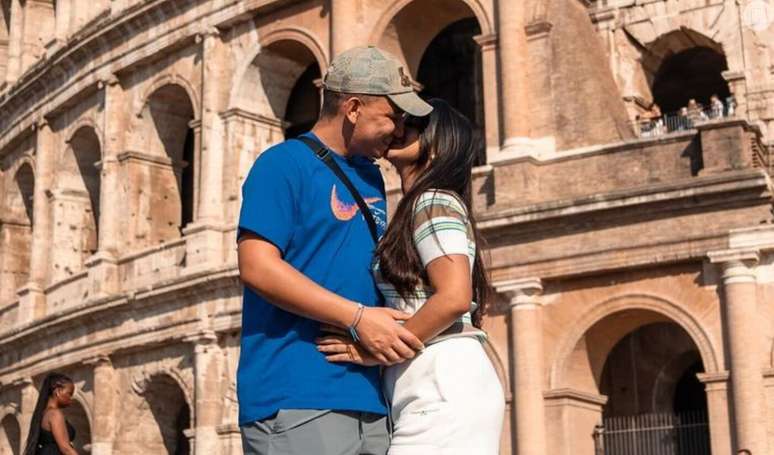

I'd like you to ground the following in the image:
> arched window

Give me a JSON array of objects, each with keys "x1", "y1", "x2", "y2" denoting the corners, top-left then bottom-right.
[
  {"x1": 0, "y1": 163, "x2": 34, "y2": 303},
  {"x1": 0, "y1": 414, "x2": 20, "y2": 455},
  {"x1": 377, "y1": 0, "x2": 486, "y2": 164},
  {"x1": 116, "y1": 374, "x2": 191, "y2": 455},
  {"x1": 141, "y1": 84, "x2": 196, "y2": 243},
  {"x1": 652, "y1": 46, "x2": 730, "y2": 114}
]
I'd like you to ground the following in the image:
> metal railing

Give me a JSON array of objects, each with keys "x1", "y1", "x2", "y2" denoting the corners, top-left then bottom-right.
[
  {"x1": 593, "y1": 411, "x2": 710, "y2": 455},
  {"x1": 633, "y1": 105, "x2": 734, "y2": 138}
]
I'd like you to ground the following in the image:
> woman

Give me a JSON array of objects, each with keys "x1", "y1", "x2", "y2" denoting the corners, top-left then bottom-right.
[
  {"x1": 22, "y1": 373, "x2": 79, "y2": 455},
  {"x1": 318, "y1": 98, "x2": 504, "y2": 454}
]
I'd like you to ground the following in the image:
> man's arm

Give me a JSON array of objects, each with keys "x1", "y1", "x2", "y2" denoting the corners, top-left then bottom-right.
[{"x1": 238, "y1": 233, "x2": 423, "y2": 364}]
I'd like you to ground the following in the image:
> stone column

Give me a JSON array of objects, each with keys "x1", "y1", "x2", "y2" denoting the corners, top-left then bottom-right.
[
  {"x1": 697, "y1": 371, "x2": 733, "y2": 455},
  {"x1": 496, "y1": 278, "x2": 547, "y2": 455},
  {"x1": 54, "y1": 0, "x2": 71, "y2": 42},
  {"x1": 84, "y1": 355, "x2": 116, "y2": 455},
  {"x1": 183, "y1": 29, "x2": 228, "y2": 271},
  {"x1": 330, "y1": 0, "x2": 357, "y2": 58},
  {"x1": 496, "y1": 0, "x2": 530, "y2": 151},
  {"x1": 85, "y1": 76, "x2": 121, "y2": 298},
  {"x1": 20, "y1": 0, "x2": 54, "y2": 71},
  {"x1": 18, "y1": 119, "x2": 55, "y2": 322},
  {"x1": 16, "y1": 377, "x2": 37, "y2": 451},
  {"x1": 708, "y1": 249, "x2": 768, "y2": 454},
  {"x1": 186, "y1": 330, "x2": 222, "y2": 455},
  {"x1": 5, "y1": 0, "x2": 23, "y2": 84},
  {"x1": 473, "y1": 33, "x2": 500, "y2": 160}
]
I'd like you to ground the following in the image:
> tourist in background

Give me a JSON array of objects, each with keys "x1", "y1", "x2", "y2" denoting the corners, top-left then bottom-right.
[{"x1": 22, "y1": 373, "x2": 78, "y2": 455}]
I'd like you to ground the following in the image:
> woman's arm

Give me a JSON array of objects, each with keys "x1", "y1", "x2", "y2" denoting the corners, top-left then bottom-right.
[
  {"x1": 47, "y1": 410, "x2": 78, "y2": 455},
  {"x1": 318, "y1": 254, "x2": 471, "y2": 364},
  {"x1": 400, "y1": 254, "x2": 471, "y2": 342}
]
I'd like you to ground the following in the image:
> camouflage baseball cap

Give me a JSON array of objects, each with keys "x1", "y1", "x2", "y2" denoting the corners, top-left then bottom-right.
[{"x1": 323, "y1": 46, "x2": 433, "y2": 117}]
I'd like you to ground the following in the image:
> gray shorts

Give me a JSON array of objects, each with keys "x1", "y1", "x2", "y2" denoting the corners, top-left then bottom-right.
[{"x1": 241, "y1": 409, "x2": 389, "y2": 455}]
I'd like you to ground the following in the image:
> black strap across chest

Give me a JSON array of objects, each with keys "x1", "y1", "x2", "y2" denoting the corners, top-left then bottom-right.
[{"x1": 295, "y1": 136, "x2": 379, "y2": 245}]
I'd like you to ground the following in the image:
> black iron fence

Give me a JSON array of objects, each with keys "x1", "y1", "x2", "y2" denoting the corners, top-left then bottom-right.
[{"x1": 593, "y1": 411, "x2": 711, "y2": 455}]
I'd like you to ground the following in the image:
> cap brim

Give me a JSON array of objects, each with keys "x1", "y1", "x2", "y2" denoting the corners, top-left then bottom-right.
[{"x1": 388, "y1": 91, "x2": 433, "y2": 117}]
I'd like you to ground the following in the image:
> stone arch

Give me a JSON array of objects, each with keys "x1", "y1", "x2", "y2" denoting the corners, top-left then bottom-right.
[
  {"x1": 137, "y1": 73, "x2": 200, "y2": 121},
  {"x1": 640, "y1": 28, "x2": 725, "y2": 81},
  {"x1": 230, "y1": 27, "x2": 327, "y2": 111},
  {"x1": 550, "y1": 293, "x2": 719, "y2": 391},
  {"x1": 119, "y1": 371, "x2": 192, "y2": 455},
  {"x1": 0, "y1": 410, "x2": 20, "y2": 455},
  {"x1": 0, "y1": 161, "x2": 35, "y2": 303},
  {"x1": 370, "y1": 0, "x2": 493, "y2": 54},
  {"x1": 5, "y1": 159, "x2": 35, "y2": 223},
  {"x1": 371, "y1": 0, "x2": 489, "y2": 78},
  {"x1": 65, "y1": 118, "x2": 103, "y2": 150},
  {"x1": 260, "y1": 27, "x2": 328, "y2": 75},
  {"x1": 55, "y1": 125, "x2": 102, "y2": 265},
  {"x1": 231, "y1": 34, "x2": 324, "y2": 138},
  {"x1": 372, "y1": 0, "x2": 488, "y2": 164},
  {"x1": 132, "y1": 81, "x2": 197, "y2": 245},
  {"x1": 641, "y1": 29, "x2": 730, "y2": 114},
  {"x1": 131, "y1": 367, "x2": 194, "y2": 412}
]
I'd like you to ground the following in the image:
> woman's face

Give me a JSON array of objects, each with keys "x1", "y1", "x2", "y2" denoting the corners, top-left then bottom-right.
[
  {"x1": 56, "y1": 383, "x2": 75, "y2": 407},
  {"x1": 385, "y1": 126, "x2": 423, "y2": 171}
]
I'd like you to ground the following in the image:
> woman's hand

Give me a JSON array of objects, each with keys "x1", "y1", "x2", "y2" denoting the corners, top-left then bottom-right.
[{"x1": 316, "y1": 335, "x2": 380, "y2": 366}]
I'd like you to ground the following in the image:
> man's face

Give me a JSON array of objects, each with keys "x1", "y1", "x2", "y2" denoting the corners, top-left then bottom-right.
[{"x1": 350, "y1": 96, "x2": 406, "y2": 160}]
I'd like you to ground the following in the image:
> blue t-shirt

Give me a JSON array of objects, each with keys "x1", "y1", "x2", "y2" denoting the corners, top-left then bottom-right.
[{"x1": 236, "y1": 133, "x2": 388, "y2": 425}]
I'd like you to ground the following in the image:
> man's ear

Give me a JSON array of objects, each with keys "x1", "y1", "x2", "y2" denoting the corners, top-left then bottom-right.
[{"x1": 343, "y1": 97, "x2": 362, "y2": 124}]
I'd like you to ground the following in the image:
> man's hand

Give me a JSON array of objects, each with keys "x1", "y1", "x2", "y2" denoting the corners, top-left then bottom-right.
[
  {"x1": 317, "y1": 335, "x2": 379, "y2": 366},
  {"x1": 354, "y1": 307, "x2": 424, "y2": 365}
]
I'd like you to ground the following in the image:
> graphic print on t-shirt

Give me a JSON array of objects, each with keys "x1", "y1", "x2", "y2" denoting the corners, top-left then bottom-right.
[{"x1": 330, "y1": 184, "x2": 385, "y2": 230}]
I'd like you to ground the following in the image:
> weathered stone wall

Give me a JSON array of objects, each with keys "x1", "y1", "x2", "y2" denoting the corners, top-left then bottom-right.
[{"x1": 0, "y1": 1, "x2": 772, "y2": 454}]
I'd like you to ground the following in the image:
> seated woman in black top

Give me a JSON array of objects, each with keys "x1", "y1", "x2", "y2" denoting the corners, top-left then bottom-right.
[{"x1": 22, "y1": 373, "x2": 78, "y2": 455}]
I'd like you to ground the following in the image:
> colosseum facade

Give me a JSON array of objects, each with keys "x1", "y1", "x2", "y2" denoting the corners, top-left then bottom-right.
[{"x1": 0, "y1": 0, "x2": 773, "y2": 454}]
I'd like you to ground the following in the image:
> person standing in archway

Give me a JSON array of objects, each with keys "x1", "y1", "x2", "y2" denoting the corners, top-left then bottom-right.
[
  {"x1": 21, "y1": 373, "x2": 79, "y2": 455},
  {"x1": 237, "y1": 46, "x2": 432, "y2": 455}
]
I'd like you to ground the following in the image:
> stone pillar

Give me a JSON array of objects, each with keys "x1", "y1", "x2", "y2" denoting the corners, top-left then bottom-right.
[
  {"x1": 85, "y1": 76, "x2": 121, "y2": 298},
  {"x1": 183, "y1": 29, "x2": 228, "y2": 271},
  {"x1": 473, "y1": 33, "x2": 500, "y2": 160},
  {"x1": 18, "y1": 119, "x2": 55, "y2": 322},
  {"x1": 186, "y1": 330, "x2": 222, "y2": 455},
  {"x1": 5, "y1": 0, "x2": 23, "y2": 84},
  {"x1": 20, "y1": 0, "x2": 54, "y2": 71},
  {"x1": 330, "y1": 0, "x2": 357, "y2": 57},
  {"x1": 496, "y1": 0, "x2": 530, "y2": 151},
  {"x1": 54, "y1": 0, "x2": 71, "y2": 42},
  {"x1": 543, "y1": 388, "x2": 607, "y2": 455},
  {"x1": 708, "y1": 249, "x2": 768, "y2": 454},
  {"x1": 697, "y1": 371, "x2": 733, "y2": 455},
  {"x1": 16, "y1": 377, "x2": 37, "y2": 451},
  {"x1": 84, "y1": 355, "x2": 116, "y2": 455},
  {"x1": 496, "y1": 278, "x2": 547, "y2": 455}
]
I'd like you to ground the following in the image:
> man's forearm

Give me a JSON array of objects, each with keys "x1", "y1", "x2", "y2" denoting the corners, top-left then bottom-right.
[{"x1": 239, "y1": 248, "x2": 358, "y2": 328}]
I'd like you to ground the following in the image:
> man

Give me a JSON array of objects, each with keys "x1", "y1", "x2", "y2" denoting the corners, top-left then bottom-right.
[{"x1": 237, "y1": 46, "x2": 433, "y2": 455}]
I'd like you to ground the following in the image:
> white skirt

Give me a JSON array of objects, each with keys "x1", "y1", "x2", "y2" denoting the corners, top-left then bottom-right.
[{"x1": 384, "y1": 336, "x2": 505, "y2": 455}]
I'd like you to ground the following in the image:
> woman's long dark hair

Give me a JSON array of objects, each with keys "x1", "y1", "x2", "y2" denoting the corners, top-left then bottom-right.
[
  {"x1": 22, "y1": 373, "x2": 73, "y2": 455},
  {"x1": 378, "y1": 98, "x2": 491, "y2": 327}
]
